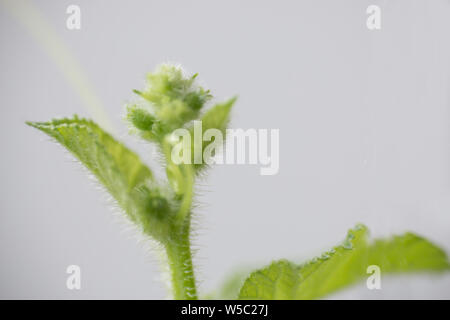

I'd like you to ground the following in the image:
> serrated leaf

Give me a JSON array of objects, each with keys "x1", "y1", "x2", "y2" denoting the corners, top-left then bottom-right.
[
  {"x1": 238, "y1": 225, "x2": 450, "y2": 300},
  {"x1": 27, "y1": 117, "x2": 173, "y2": 240}
]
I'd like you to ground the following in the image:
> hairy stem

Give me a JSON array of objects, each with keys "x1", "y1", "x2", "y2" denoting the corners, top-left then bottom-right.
[{"x1": 165, "y1": 218, "x2": 197, "y2": 300}]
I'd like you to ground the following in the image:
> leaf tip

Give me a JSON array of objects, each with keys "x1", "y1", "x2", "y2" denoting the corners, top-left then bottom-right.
[
  {"x1": 227, "y1": 95, "x2": 238, "y2": 106},
  {"x1": 25, "y1": 121, "x2": 41, "y2": 129}
]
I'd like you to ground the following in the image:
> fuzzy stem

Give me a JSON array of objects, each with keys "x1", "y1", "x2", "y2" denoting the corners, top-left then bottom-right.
[{"x1": 165, "y1": 218, "x2": 197, "y2": 300}]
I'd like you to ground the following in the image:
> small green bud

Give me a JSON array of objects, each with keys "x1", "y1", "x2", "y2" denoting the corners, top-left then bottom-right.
[
  {"x1": 185, "y1": 88, "x2": 211, "y2": 111},
  {"x1": 136, "y1": 64, "x2": 212, "y2": 128},
  {"x1": 127, "y1": 105, "x2": 155, "y2": 131},
  {"x1": 136, "y1": 184, "x2": 174, "y2": 221},
  {"x1": 146, "y1": 195, "x2": 171, "y2": 219},
  {"x1": 143, "y1": 64, "x2": 192, "y2": 104}
]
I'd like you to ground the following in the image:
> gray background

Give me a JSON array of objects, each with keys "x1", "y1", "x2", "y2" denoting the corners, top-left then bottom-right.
[{"x1": 1, "y1": 0, "x2": 450, "y2": 299}]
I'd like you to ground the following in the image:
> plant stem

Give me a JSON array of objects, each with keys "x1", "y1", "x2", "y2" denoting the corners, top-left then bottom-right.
[{"x1": 165, "y1": 219, "x2": 197, "y2": 300}]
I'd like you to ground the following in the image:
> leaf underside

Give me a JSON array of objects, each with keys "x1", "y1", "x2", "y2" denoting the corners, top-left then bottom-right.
[{"x1": 238, "y1": 225, "x2": 450, "y2": 300}]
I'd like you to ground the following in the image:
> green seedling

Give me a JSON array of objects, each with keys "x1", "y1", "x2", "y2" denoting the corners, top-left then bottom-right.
[{"x1": 28, "y1": 64, "x2": 449, "y2": 299}]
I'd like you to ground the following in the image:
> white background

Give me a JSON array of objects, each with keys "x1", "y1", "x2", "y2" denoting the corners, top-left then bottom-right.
[{"x1": 1, "y1": 0, "x2": 449, "y2": 299}]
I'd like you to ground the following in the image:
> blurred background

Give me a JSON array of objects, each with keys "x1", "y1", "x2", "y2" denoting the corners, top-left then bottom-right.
[{"x1": 1, "y1": 0, "x2": 449, "y2": 299}]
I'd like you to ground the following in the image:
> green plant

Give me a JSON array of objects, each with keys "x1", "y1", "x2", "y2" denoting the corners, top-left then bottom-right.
[{"x1": 27, "y1": 64, "x2": 449, "y2": 300}]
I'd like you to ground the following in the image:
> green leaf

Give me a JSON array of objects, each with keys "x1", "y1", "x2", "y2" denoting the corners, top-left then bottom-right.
[
  {"x1": 200, "y1": 97, "x2": 236, "y2": 133},
  {"x1": 126, "y1": 104, "x2": 155, "y2": 131},
  {"x1": 191, "y1": 97, "x2": 236, "y2": 171},
  {"x1": 238, "y1": 225, "x2": 450, "y2": 300},
  {"x1": 27, "y1": 116, "x2": 174, "y2": 241}
]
